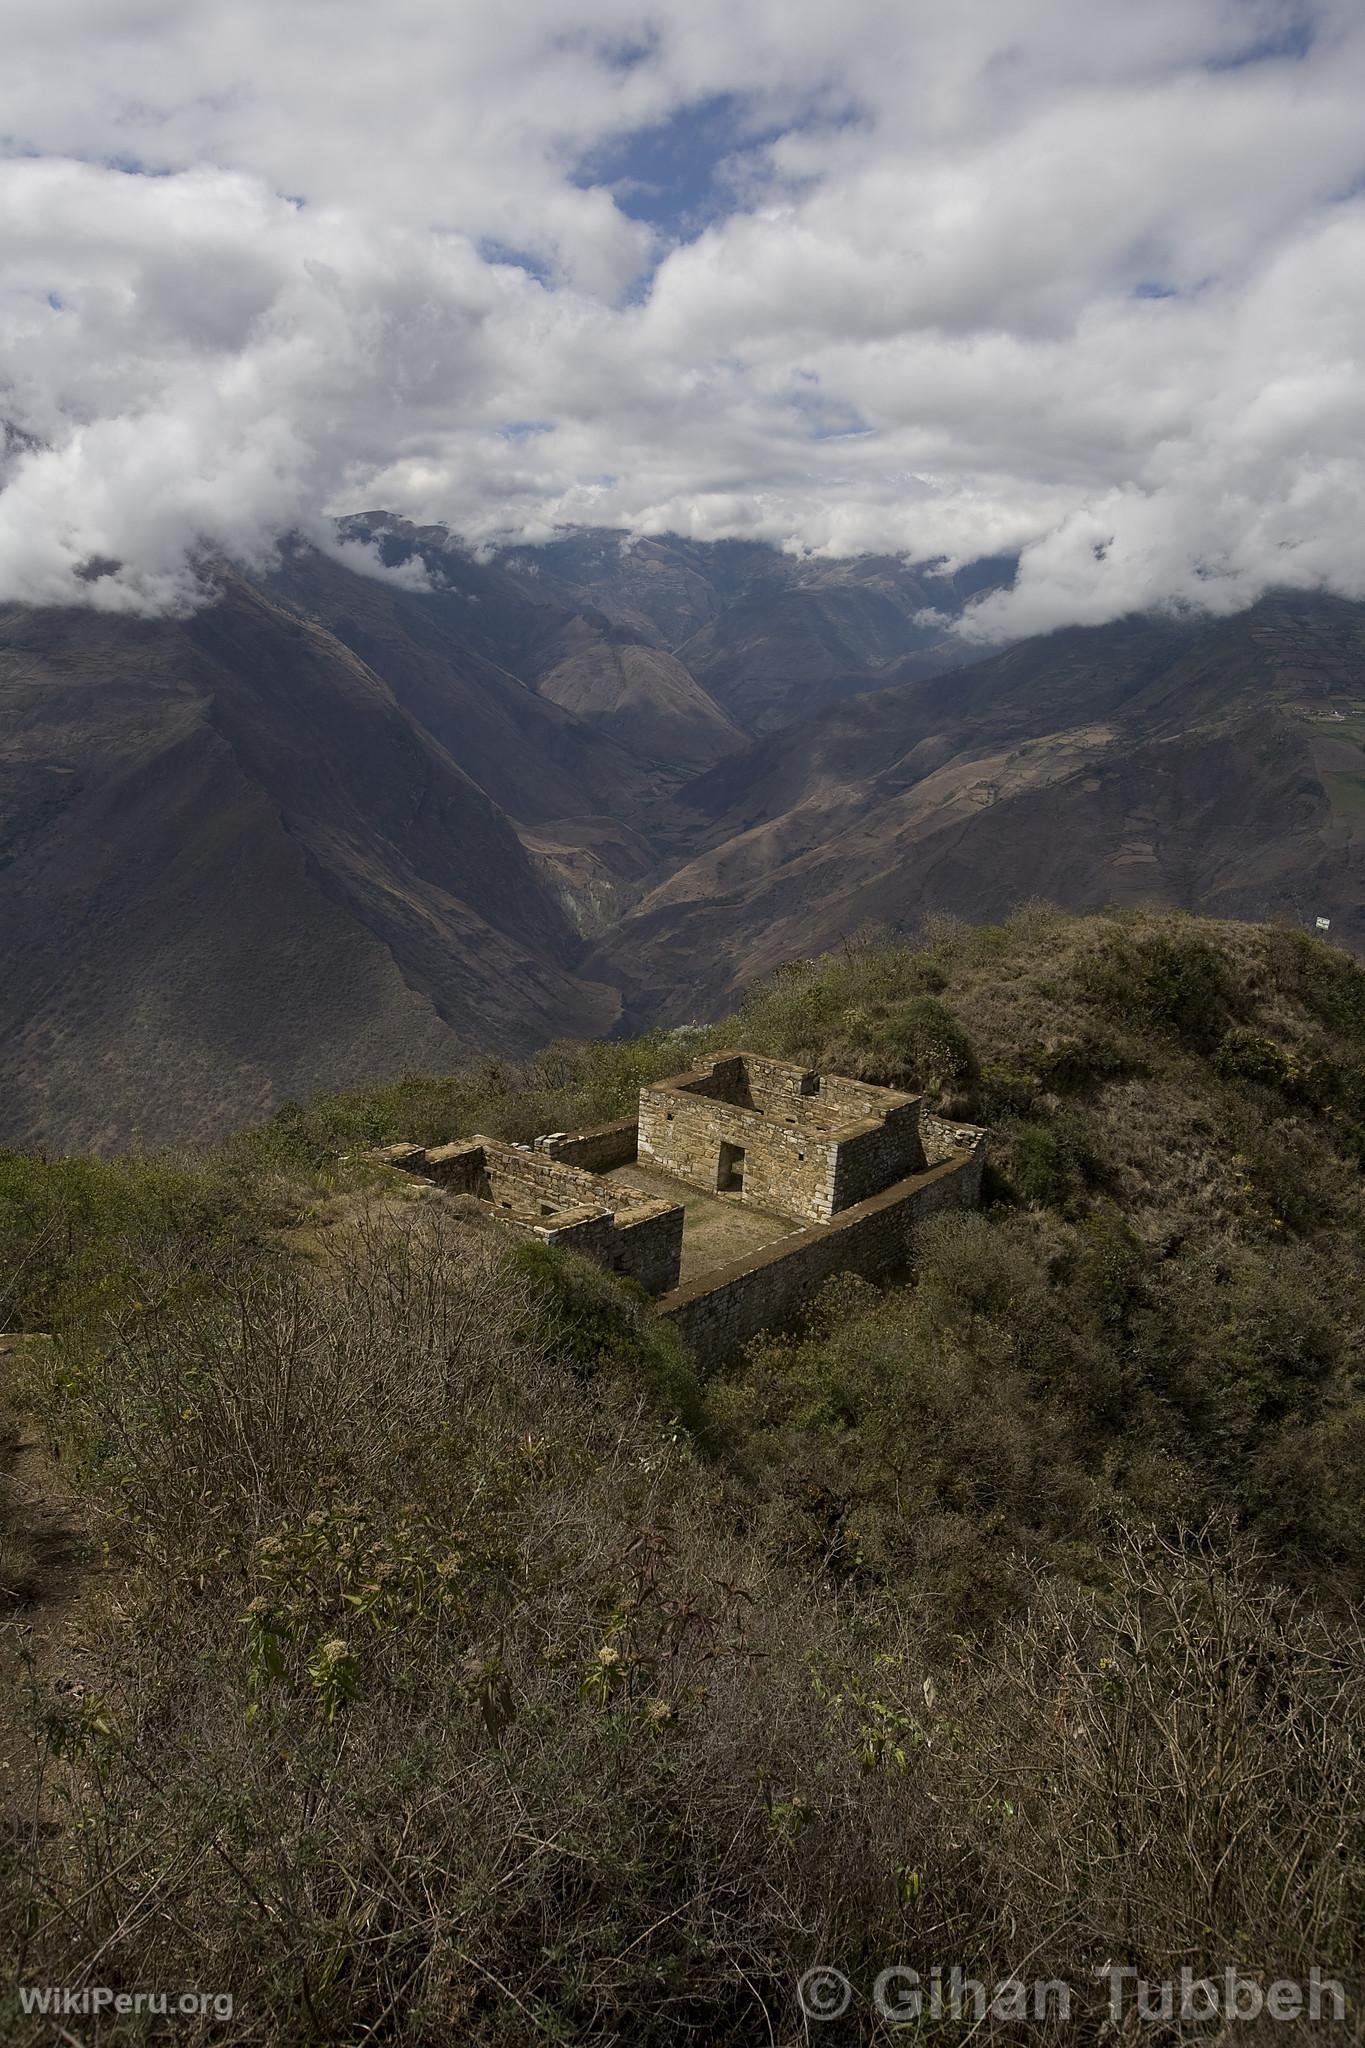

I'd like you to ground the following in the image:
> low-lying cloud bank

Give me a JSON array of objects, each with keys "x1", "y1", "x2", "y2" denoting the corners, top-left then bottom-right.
[{"x1": 3, "y1": 0, "x2": 1364, "y2": 637}]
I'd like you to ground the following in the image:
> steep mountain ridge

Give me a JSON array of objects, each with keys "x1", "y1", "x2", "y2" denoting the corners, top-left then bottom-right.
[
  {"x1": 584, "y1": 592, "x2": 1365, "y2": 1026},
  {"x1": 6, "y1": 520, "x2": 1365, "y2": 1155},
  {"x1": 0, "y1": 580, "x2": 626, "y2": 1150},
  {"x1": 492, "y1": 528, "x2": 1012, "y2": 730},
  {"x1": 532, "y1": 629, "x2": 746, "y2": 773}
]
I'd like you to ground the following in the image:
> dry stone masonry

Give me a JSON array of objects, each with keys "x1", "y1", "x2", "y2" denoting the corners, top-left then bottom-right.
[
  {"x1": 368, "y1": 1133, "x2": 683, "y2": 1295},
  {"x1": 368, "y1": 1048, "x2": 987, "y2": 1363},
  {"x1": 638, "y1": 1051, "x2": 926, "y2": 1222}
]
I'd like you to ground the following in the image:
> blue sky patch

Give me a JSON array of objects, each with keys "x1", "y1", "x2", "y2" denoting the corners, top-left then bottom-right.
[
  {"x1": 477, "y1": 238, "x2": 555, "y2": 285},
  {"x1": 1207, "y1": 17, "x2": 1314, "y2": 71},
  {"x1": 571, "y1": 88, "x2": 864, "y2": 268},
  {"x1": 572, "y1": 92, "x2": 763, "y2": 239}
]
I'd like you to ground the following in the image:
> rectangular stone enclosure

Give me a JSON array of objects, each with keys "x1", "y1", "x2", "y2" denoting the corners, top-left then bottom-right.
[
  {"x1": 369, "y1": 1135, "x2": 683, "y2": 1295},
  {"x1": 638, "y1": 1050, "x2": 926, "y2": 1224},
  {"x1": 368, "y1": 1048, "x2": 988, "y2": 1362}
]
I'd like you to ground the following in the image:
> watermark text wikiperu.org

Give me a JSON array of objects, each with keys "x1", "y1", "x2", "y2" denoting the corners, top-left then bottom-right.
[
  {"x1": 17, "y1": 1984, "x2": 233, "y2": 2022},
  {"x1": 797, "y1": 1962, "x2": 1350, "y2": 2027}
]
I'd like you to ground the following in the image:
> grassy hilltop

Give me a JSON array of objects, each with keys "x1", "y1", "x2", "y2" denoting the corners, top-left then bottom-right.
[{"x1": 2, "y1": 906, "x2": 1364, "y2": 2043}]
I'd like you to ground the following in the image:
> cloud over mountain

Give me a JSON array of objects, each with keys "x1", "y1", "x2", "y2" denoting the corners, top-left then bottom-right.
[{"x1": 3, "y1": 0, "x2": 1365, "y2": 630}]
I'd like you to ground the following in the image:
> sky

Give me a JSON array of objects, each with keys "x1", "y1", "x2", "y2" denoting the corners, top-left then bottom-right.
[{"x1": 2, "y1": 0, "x2": 1364, "y2": 637}]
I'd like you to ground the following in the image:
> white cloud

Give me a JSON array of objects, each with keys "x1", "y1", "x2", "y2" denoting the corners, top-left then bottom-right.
[{"x1": 1, "y1": 0, "x2": 1364, "y2": 630}]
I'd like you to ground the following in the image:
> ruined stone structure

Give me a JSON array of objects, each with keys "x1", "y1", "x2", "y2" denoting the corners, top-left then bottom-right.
[
  {"x1": 368, "y1": 1134, "x2": 683, "y2": 1295},
  {"x1": 369, "y1": 1049, "x2": 987, "y2": 1364},
  {"x1": 638, "y1": 1050, "x2": 926, "y2": 1223},
  {"x1": 653, "y1": 1125, "x2": 985, "y2": 1361}
]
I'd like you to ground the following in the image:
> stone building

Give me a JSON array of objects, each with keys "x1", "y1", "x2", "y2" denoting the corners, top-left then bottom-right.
[
  {"x1": 368, "y1": 1133, "x2": 683, "y2": 1294},
  {"x1": 369, "y1": 1047, "x2": 988, "y2": 1363},
  {"x1": 637, "y1": 1050, "x2": 926, "y2": 1223}
]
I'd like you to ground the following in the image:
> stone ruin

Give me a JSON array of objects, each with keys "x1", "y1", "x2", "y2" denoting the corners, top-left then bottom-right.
[
  {"x1": 637, "y1": 1051, "x2": 929, "y2": 1222},
  {"x1": 369, "y1": 1048, "x2": 988, "y2": 1363},
  {"x1": 364, "y1": 1133, "x2": 683, "y2": 1295}
]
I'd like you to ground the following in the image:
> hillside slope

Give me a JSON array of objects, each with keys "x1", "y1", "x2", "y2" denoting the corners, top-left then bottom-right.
[
  {"x1": 220, "y1": 904, "x2": 1365, "y2": 1603},
  {"x1": 0, "y1": 580, "x2": 630, "y2": 1151},
  {"x1": 3, "y1": 912, "x2": 1361, "y2": 2045},
  {"x1": 532, "y1": 628, "x2": 745, "y2": 773},
  {"x1": 587, "y1": 591, "x2": 1365, "y2": 1025},
  {"x1": 494, "y1": 529, "x2": 1010, "y2": 730}
]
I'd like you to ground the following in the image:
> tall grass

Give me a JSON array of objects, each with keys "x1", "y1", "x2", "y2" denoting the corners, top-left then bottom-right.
[
  {"x1": 6, "y1": 909, "x2": 1365, "y2": 2040},
  {"x1": 4, "y1": 1211, "x2": 1361, "y2": 2043}
]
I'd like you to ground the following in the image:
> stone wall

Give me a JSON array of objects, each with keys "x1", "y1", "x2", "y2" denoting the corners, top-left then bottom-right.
[
  {"x1": 375, "y1": 1136, "x2": 682, "y2": 1294},
  {"x1": 731, "y1": 1052, "x2": 818, "y2": 1111},
  {"x1": 921, "y1": 1112, "x2": 989, "y2": 1167},
  {"x1": 537, "y1": 1201, "x2": 683, "y2": 1295},
  {"x1": 420, "y1": 1140, "x2": 489, "y2": 1197},
  {"x1": 486, "y1": 1144, "x2": 616, "y2": 1218},
  {"x1": 815, "y1": 1070, "x2": 912, "y2": 1120},
  {"x1": 829, "y1": 1099, "x2": 925, "y2": 1208},
  {"x1": 674, "y1": 1050, "x2": 751, "y2": 1105},
  {"x1": 600, "y1": 1202, "x2": 685, "y2": 1296},
  {"x1": 639, "y1": 1050, "x2": 924, "y2": 1225},
  {"x1": 655, "y1": 1135, "x2": 987, "y2": 1366},
  {"x1": 639, "y1": 1077, "x2": 842, "y2": 1222},
  {"x1": 534, "y1": 1119, "x2": 638, "y2": 1172}
]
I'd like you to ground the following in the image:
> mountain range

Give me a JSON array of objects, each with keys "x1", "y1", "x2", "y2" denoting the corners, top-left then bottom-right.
[{"x1": 3, "y1": 517, "x2": 1364, "y2": 1153}]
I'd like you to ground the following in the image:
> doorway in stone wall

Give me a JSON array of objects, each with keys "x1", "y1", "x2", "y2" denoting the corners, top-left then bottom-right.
[{"x1": 717, "y1": 1141, "x2": 745, "y2": 1194}]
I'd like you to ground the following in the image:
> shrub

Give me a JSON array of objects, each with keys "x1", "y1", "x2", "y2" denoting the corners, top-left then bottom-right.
[
  {"x1": 1083, "y1": 930, "x2": 1242, "y2": 1052},
  {"x1": 0, "y1": 1151, "x2": 262, "y2": 1335},
  {"x1": 876, "y1": 996, "x2": 979, "y2": 1106},
  {"x1": 1031, "y1": 1030, "x2": 1137, "y2": 1094},
  {"x1": 1213, "y1": 1026, "x2": 1294, "y2": 1090},
  {"x1": 1005, "y1": 1113, "x2": 1099, "y2": 1213},
  {"x1": 978, "y1": 1062, "x2": 1038, "y2": 1120},
  {"x1": 506, "y1": 1239, "x2": 710, "y2": 1442},
  {"x1": 1270, "y1": 927, "x2": 1365, "y2": 1043}
]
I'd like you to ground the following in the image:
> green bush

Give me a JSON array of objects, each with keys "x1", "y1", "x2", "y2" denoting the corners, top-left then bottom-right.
[
  {"x1": 1032, "y1": 1030, "x2": 1137, "y2": 1093},
  {"x1": 978, "y1": 1061, "x2": 1038, "y2": 1120},
  {"x1": 1084, "y1": 930, "x2": 1242, "y2": 1052},
  {"x1": 1006, "y1": 1114, "x2": 1096, "y2": 1213},
  {"x1": 1213, "y1": 1026, "x2": 1293, "y2": 1090},
  {"x1": 0, "y1": 1150, "x2": 261, "y2": 1335},
  {"x1": 877, "y1": 996, "x2": 979, "y2": 1104},
  {"x1": 507, "y1": 1239, "x2": 710, "y2": 1443}
]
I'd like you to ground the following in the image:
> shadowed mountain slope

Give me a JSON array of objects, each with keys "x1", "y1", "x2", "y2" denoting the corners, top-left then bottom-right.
[
  {"x1": 532, "y1": 629, "x2": 745, "y2": 773},
  {"x1": 8, "y1": 522, "x2": 1365, "y2": 1156},
  {"x1": 0, "y1": 578, "x2": 631, "y2": 1152},
  {"x1": 584, "y1": 592, "x2": 1365, "y2": 1026},
  {"x1": 493, "y1": 529, "x2": 1013, "y2": 730}
]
